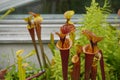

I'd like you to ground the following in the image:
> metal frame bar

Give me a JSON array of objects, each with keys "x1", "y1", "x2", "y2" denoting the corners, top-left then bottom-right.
[{"x1": 0, "y1": 0, "x2": 35, "y2": 12}]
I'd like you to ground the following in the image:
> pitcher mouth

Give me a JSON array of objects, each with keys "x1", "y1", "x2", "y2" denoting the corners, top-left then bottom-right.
[
  {"x1": 83, "y1": 44, "x2": 99, "y2": 54},
  {"x1": 56, "y1": 38, "x2": 72, "y2": 50}
]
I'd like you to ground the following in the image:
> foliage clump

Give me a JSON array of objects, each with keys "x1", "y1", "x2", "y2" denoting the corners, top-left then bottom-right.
[
  {"x1": 77, "y1": 0, "x2": 120, "y2": 79},
  {"x1": 50, "y1": 0, "x2": 120, "y2": 80}
]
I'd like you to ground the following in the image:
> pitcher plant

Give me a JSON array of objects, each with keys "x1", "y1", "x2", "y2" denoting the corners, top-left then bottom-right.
[
  {"x1": 82, "y1": 30, "x2": 105, "y2": 80},
  {"x1": 24, "y1": 16, "x2": 43, "y2": 70},
  {"x1": 56, "y1": 10, "x2": 75, "y2": 80},
  {"x1": 29, "y1": 12, "x2": 47, "y2": 68}
]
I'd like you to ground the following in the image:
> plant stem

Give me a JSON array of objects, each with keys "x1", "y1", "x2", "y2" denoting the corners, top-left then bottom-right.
[
  {"x1": 6, "y1": 63, "x2": 15, "y2": 69},
  {"x1": 85, "y1": 53, "x2": 95, "y2": 80},
  {"x1": 71, "y1": 45, "x2": 82, "y2": 80},
  {"x1": 90, "y1": 40, "x2": 94, "y2": 53},
  {"x1": 0, "y1": 8, "x2": 15, "y2": 19},
  {"x1": 71, "y1": 57, "x2": 80, "y2": 80},
  {"x1": 60, "y1": 49, "x2": 69, "y2": 80},
  {"x1": 90, "y1": 62, "x2": 97, "y2": 80},
  {"x1": 26, "y1": 70, "x2": 45, "y2": 80},
  {"x1": 35, "y1": 24, "x2": 47, "y2": 68},
  {"x1": 0, "y1": 68, "x2": 7, "y2": 79},
  {"x1": 48, "y1": 33, "x2": 55, "y2": 56},
  {"x1": 28, "y1": 28, "x2": 43, "y2": 70},
  {"x1": 99, "y1": 50, "x2": 105, "y2": 80}
]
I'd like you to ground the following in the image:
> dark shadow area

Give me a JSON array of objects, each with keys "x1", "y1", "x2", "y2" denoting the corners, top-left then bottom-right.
[{"x1": 0, "y1": 0, "x2": 120, "y2": 14}]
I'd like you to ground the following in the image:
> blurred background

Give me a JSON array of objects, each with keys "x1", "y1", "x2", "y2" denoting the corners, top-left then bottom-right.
[{"x1": 0, "y1": 0, "x2": 120, "y2": 14}]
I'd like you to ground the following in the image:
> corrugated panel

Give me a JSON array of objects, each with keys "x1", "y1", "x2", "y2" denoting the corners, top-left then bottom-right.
[{"x1": 0, "y1": 14, "x2": 119, "y2": 43}]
